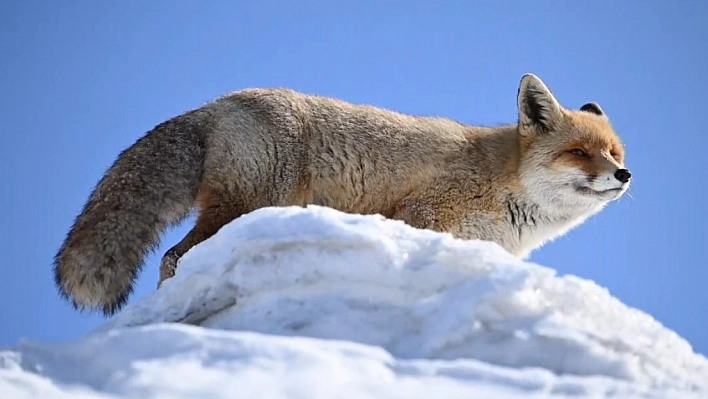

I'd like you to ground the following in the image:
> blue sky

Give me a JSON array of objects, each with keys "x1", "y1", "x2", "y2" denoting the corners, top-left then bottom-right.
[{"x1": 1, "y1": 1, "x2": 706, "y2": 356}]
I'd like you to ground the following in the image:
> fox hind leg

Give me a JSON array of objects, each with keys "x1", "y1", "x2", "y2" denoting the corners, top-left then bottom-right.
[{"x1": 158, "y1": 192, "x2": 249, "y2": 287}]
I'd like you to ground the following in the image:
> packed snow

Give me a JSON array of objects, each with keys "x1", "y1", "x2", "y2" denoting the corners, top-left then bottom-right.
[{"x1": 2, "y1": 206, "x2": 707, "y2": 398}]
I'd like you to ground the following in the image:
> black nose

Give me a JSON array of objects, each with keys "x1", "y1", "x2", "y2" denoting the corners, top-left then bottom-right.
[{"x1": 614, "y1": 168, "x2": 631, "y2": 183}]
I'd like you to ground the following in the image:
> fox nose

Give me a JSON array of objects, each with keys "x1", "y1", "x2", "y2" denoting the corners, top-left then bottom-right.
[{"x1": 614, "y1": 168, "x2": 631, "y2": 183}]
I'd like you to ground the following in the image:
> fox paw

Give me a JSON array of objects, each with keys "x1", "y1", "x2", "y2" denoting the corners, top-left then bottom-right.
[{"x1": 158, "y1": 250, "x2": 180, "y2": 288}]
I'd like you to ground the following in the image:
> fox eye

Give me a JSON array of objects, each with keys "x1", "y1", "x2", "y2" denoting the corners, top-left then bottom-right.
[{"x1": 569, "y1": 148, "x2": 588, "y2": 157}]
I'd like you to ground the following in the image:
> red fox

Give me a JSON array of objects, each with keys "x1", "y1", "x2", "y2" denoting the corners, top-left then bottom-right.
[{"x1": 54, "y1": 74, "x2": 631, "y2": 315}]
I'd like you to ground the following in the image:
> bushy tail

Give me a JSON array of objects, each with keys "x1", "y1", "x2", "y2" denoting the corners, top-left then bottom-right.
[{"x1": 54, "y1": 110, "x2": 207, "y2": 316}]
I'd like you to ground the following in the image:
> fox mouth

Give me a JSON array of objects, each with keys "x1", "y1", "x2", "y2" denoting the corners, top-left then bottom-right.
[{"x1": 575, "y1": 186, "x2": 623, "y2": 197}]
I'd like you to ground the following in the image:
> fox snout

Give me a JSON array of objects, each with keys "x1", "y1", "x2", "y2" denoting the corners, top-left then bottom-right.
[{"x1": 614, "y1": 168, "x2": 631, "y2": 184}]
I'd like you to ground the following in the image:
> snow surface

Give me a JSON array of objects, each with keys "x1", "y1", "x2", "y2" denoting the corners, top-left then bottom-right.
[{"x1": 2, "y1": 205, "x2": 707, "y2": 398}]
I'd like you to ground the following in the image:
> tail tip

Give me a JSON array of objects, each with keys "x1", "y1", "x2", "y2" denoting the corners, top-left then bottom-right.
[{"x1": 53, "y1": 254, "x2": 131, "y2": 317}]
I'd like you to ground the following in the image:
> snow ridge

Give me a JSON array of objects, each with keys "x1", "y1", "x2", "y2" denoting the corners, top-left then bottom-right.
[{"x1": 2, "y1": 206, "x2": 707, "y2": 398}]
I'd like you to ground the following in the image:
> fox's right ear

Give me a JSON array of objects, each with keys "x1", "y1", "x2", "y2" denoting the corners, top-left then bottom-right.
[
  {"x1": 517, "y1": 74, "x2": 563, "y2": 135},
  {"x1": 579, "y1": 102, "x2": 607, "y2": 118}
]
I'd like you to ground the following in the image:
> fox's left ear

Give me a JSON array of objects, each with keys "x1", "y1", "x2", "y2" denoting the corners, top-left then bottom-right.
[{"x1": 517, "y1": 74, "x2": 563, "y2": 135}]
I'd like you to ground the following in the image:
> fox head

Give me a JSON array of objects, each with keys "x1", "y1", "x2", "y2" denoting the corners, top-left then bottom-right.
[{"x1": 515, "y1": 74, "x2": 631, "y2": 214}]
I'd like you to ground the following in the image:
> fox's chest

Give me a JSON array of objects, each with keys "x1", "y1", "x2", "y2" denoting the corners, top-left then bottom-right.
[
  {"x1": 453, "y1": 211, "x2": 582, "y2": 259},
  {"x1": 512, "y1": 214, "x2": 593, "y2": 259},
  {"x1": 514, "y1": 223, "x2": 567, "y2": 258},
  {"x1": 442, "y1": 203, "x2": 594, "y2": 260}
]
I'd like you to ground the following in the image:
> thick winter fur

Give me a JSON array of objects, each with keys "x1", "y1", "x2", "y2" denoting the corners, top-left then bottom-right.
[{"x1": 54, "y1": 74, "x2": 631, "y2": 316}]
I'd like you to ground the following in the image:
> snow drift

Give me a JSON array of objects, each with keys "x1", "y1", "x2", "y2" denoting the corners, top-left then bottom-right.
[{"x1": 2, "y1": 206, "x2": 707, "y2": 398}]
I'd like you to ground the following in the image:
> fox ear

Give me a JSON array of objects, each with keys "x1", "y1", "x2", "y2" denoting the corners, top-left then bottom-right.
[
  {"x1": 579, "y1": 102, "x2": 606, "y2": 117},
  {"x1": 517, "y1": 74, "x2": 563, "y2": 134}
]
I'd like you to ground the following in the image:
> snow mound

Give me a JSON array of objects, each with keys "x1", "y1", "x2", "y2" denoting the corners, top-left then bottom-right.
[{"x1": 2, "y1": 206, "x2": 707, "y2": 398}]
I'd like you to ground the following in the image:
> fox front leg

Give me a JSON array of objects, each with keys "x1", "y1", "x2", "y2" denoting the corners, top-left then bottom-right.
[{"x1": 392, "y1": 198, "x2": 437, "y2": 230}]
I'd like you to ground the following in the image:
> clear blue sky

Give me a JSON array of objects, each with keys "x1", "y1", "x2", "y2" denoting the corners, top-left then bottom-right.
[{"x1": 1, "y1": 1, "x2": 706, "y2": 356}]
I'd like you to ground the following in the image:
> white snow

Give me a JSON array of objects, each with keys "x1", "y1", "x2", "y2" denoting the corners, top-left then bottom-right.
[{"x1": 2, "y1": 205, "x2": 707, "y2": 398}]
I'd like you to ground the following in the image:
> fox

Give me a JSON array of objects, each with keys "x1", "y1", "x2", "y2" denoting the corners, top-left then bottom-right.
[{"x1": 54, "y1": 74, "x2": 631, "y2": 316}]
